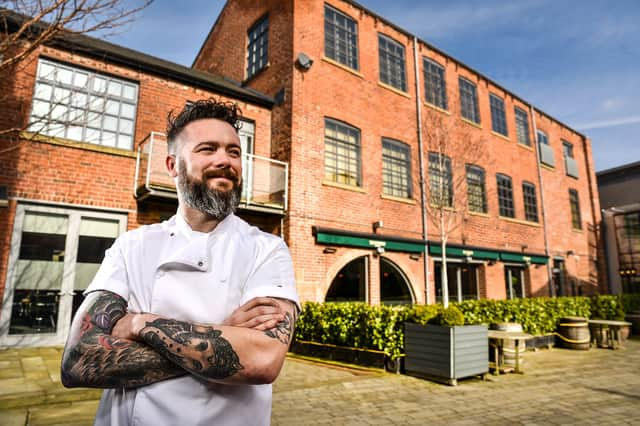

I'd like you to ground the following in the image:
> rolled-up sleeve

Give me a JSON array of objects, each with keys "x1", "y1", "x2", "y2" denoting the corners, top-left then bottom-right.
[
  {"x1": 240, "y1": 239, "x2": 299, "y2": 311},
  {"x1": 84, "y1": 235, "x2": 130, "y2": 300}
]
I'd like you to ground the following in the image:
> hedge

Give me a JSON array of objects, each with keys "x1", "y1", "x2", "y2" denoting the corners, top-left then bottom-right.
[{"x1": 294, "y1": 294, "x2": 640, "y2": 360}]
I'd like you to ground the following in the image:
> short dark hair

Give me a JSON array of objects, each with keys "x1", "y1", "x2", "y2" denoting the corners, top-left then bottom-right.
[{"x1": 166, "y1": 98, "x2": 242, "y2": 154}]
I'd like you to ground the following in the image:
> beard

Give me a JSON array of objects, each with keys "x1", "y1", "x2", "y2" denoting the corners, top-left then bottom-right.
[{"x1": 177, "y1": 158, "x2": 242, "y2": 220}]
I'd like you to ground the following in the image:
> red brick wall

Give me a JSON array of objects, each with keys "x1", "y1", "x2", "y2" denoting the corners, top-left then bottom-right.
[
  {"x1": 187, "y1": 0, "x2": 602, "y2": 304},
  {"x1": 0, "y1": 44, "x2": 272, "y2": 304}
]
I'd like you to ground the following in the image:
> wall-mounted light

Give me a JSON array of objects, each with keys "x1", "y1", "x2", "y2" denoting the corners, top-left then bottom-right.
[
  {"x1": 372, "y1": 220, "x2": 383, "y2": 233},
  {"x1": 295, "y1": 52, "x2": 313, "y2": 71},
  {"x1": 323, "y1": 247, "x2": 337, "y2": 254},
  {"x1": 566, "y1": 250, "x2": 575, "y2": 256},
  {"x1": 409, "y1": 253, "x2": 421, "y2": 261},
  {"x1": 375, "y1": 246, "x2": 385, "y2": 255},
  {"x1": 487, "y1": 260, "x2": 496, "y2": 266}
]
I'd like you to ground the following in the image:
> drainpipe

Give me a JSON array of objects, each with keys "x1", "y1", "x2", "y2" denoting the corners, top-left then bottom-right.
[
  {"x1": 413, "y1": 36, "x2": 430, "y2": 304},
  {"x1": 529, "y1": 105, "x2": 554, "y2": 296}
]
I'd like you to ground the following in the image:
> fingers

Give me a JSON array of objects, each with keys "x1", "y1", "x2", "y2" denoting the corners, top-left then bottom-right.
[
  {"x1": 236, "y1": 313, "x2": 285, "y2": 330},
  {"x1": 237, "y1": 297, "x2": 281, "y2": 312}
]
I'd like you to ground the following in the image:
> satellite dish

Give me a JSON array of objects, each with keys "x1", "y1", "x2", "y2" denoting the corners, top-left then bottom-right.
[{"x1": 296, "y1": 52, "x2": 313, "y2": 70}]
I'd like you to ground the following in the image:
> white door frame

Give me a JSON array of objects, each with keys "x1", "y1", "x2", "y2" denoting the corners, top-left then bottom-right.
[{"x1": 0, "y1": 203, "x2": 126, "y2": 347}]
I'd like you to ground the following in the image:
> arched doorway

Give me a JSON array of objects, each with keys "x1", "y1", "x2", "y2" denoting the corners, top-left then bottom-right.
[
  {"x1": 325, "y1": 256, "x2": 366, "y2": 302},
  {"x1": 380, "y1": 257, "x2": 413, "y2": 305}
]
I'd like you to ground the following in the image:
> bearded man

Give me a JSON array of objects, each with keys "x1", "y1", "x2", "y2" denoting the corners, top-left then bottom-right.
[{"x1": 61, "y1": 99, "x2": 299, "y2": 426}]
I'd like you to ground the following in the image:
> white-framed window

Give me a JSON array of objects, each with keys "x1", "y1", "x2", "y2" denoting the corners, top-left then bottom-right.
[{"x1": 29, "y1": 58, "x2": 138, "y2": 150}]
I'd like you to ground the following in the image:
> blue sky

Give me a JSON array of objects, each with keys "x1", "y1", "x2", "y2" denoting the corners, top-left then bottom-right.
[{"x1": 109, "y1": 0, "x2": 639, "y2": 172}]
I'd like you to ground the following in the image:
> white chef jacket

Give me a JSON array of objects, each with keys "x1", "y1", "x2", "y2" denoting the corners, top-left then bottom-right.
[{"x1": 85, "y1": 213, "x2": 299, "y2": 426}]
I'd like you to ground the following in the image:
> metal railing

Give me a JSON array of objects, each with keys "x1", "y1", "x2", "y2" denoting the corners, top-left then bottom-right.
[{"x1": 134, "y1": 132, "x2": 288, "y2": 213}]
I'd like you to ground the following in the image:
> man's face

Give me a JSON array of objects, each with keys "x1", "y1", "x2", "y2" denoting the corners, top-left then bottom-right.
[{"x1": 171, "y1": 118, "x2": 243, "y2": 219}]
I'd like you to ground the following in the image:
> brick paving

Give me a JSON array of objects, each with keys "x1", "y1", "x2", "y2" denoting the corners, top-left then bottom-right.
[{"x1": 1, "y1": 339, "x2": 638, "y2": 425}]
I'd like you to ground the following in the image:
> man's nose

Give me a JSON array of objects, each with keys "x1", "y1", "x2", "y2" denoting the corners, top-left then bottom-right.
[{"x1": 212, "y1": 149, "x2": 232, "y2": 168}]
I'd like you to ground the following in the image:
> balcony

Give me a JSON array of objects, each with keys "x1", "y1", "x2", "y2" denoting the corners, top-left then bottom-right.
[{"x1": 134, "y1": 132, "x2": 288, "y2": 214}]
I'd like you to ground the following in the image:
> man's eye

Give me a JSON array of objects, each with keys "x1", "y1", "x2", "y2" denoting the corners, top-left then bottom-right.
[{"x1": 229, "y1": 149, "x2": 241, "y2": 157}]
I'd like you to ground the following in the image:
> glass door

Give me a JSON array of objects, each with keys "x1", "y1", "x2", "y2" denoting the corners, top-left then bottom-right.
[
  {"x1": 505, "y1": 266, "x2": 526, "y2": 299},
  {"x1": 0, "y1": 204, "x2": 125, "y2": 347}
]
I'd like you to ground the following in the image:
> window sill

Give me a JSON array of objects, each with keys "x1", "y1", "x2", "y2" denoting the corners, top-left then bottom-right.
[
  {"x1": 540, "y1": 163, "x2": 555, "y2": 172},
  {"x1": 499, "y1": 216, "x2": 542, "y2": 227},
  {"x1": 381, "y1": 194, "x2": 416, "y2": 205},
  {"x1": 491, "y1": 131, "x2": 511, "y2": 142},
  {"x1": 378, "y1": 82, "x2": 411, "y2": 98},
  {"x1": 321, "y1": 57, "x2": 364, "y2": 79},
  {"x1": 20, "y1": 131, "x2": 137, "y2": 158},
  {"x1": 468, "y1": 211, "x2": 490, "y2": 218},
  {"x1": 517, "y1": 143, "x2": 534, "y2": 152},
  {"x1": 572, "y1": 227, "x2": 584, "y2": 233},
  {"x1": 424, "y1": 102, "x2": 450, "y2": 115},
  {"x1": 429, "y1": 203, "x2": 455, "y2": 212},
  {"x1": 460, "y1": 117, "x2": 482, "y2": 129},
  {"x1": 322, "y1": 179, "x2": 367, "y2": 193}
]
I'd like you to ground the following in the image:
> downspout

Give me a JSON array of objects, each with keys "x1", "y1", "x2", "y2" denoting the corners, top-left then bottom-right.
[
  {"x1": 413, "y1": 36, "x2": 430, "y2": 304},
  {"x1": 582, "y1": 136, "x2": 604, "y2": 293},
  {"x1": 529, "y1": 105, "x2": 554, "y2": 296}
]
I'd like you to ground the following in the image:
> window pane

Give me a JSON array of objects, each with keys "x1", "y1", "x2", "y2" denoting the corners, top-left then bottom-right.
[
  {"x1": 324, "y1": 119, "x2": 361, "y2": 186},
  {"x1": 379, "y1": 34, "x2": 406, "y2": 91},
  {"x1": 28, "y1": 59, "x2": 138, "y2": 149},
  {"x1": 39, "y1": 62, "x2": 56, "y2": 80},
  {"x1": 325, "y1": 5, "x2": 359, "y2": 70}
]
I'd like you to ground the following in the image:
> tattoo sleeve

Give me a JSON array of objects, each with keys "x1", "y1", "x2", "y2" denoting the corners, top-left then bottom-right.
[
  {"x1": 61, "y1": 291, "x2": 187, "y2": 389},
  {"x1": 264, "y1": 311, "x2": 295, "y2": 345},
  {"x1": 140, "y1": 319, "x2": 244, "y2": 380}
]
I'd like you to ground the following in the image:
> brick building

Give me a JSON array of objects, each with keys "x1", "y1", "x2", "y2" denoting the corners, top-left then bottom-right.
[
  {"x1": 0, "y1": 1, "x2": 603, "y2": 347},
  {"x1": 192, "y1": 0, "x2": 602, "y2": 305},
  {"x1": 0, "y1": 11, "x2": 284, "y2": 346}
]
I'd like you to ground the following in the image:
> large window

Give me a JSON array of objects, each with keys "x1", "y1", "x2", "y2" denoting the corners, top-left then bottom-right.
[
  {"x1": 537, "y1": 130, "x2": 555, "y2": 167},
  {"x1": 569, "y1": 189, "x2": 582, "y2": 230},
  {"x1": 324, "y1": 118, "x2": 361, "y2": 186},
  {"x1": 382, "y1": 138, "x2": 412, "y2": 198},
  {"x1": 246, "y1": 14, "x2": 269, "y2": 78},
  {"x1": 325, "y1": 257, "x2": 366, "y2": 302},
  {"x1": 428, "y1": 152, "x2": 453, "y2": 207},
  {"x1": 29, "y1": 59, "x2": 138, "y2": 149},
  {"x1": 378, "y1": 34, "x2": 407, "y2": 92},
  {"x1": 490, "y1": 93, "x2": 508, "y2": 136},
  {"x1": 434, "y1": 262, "x2": 479, "y2": 303},
  {"x1": 515, "y1": 107, "x2": 531, "y2": 146},
  {"x1": 423, "y1": 58, "x2": 447, "y2": 110},
  {"x1": 497, "y1": 173, "x2": 515, "y2": 218},
  {"x1": 522, "y1": 182, "x2": 539, "y2": 222},
  {"x1": 466, "y1": 164, "x2": 487, "y2": 213},
  {"x1": 459, "y1": 77, "x2": 480, "y2": 124},
  {"x1": 324, "y1": 4, "x2": 359, "y2": 70}
]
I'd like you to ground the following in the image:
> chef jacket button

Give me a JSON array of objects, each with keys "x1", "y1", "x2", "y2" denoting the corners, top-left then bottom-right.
[{"x1": 198, "y1": 261, "x2": 204, "y2": 267}]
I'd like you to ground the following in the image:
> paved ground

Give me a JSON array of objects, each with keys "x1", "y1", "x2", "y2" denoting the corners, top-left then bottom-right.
[{"x1": 1, "y1": 339, "x2": 639, "y2": 425}]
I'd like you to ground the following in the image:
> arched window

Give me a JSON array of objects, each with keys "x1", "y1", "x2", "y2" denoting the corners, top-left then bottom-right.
[
  {"x1": 380, "y1": 258, "x2": 413, "y2": 305},
  {"x1": 325, "y1": 257, "x2": 366, "y2": 302}
]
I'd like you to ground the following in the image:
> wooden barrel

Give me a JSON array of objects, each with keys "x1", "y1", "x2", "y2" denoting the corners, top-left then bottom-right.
[
  {"x1": 557, "y1": 316, "x2": 590, "y2": 350},
  {"x1": 490, "y1": 322, "x2": 523, "y2": 369}
]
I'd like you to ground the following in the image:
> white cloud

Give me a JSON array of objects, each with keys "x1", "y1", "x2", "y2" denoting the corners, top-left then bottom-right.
[{"x1": 575, "y1": 116, "x2": 640, "y2": 131}]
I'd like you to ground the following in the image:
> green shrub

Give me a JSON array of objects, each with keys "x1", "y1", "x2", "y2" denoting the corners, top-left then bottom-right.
[
  {"x1": 428, "y1": 305, "x2": 465, "y2": 326},
  {"x1": 590, "y1": 295, "x2": 625, "y2": 320},
  {"x1": 293, "y1": 295, "x2": 638, "y2": 362}
]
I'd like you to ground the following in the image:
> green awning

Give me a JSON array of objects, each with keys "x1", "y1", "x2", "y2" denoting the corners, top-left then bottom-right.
[
  {"x1": 428, "y1": 245, "x2": 500, "y2": 260},
  {"x1": 500, "y1": 253, "x2": 548, "y2": 264},
  {"x1": 315, "y1": 232, "x2": 425, "y2": 253}
]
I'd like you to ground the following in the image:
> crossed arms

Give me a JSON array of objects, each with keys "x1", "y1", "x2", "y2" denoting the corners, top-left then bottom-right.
[{"x1": 61, "y1": 290, "x2": 297, "y2": 389}]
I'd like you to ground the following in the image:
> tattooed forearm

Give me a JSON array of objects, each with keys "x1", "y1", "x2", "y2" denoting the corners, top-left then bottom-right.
[
  {"x1": 140, "y1": 318, "x2": 244, "y2": 380},
  {"x1": 61, "y1": 291, "x2": 186, "y2": 389},
  {"x1": 264, "y1": 312, "x2": 294, "y2": 344}
]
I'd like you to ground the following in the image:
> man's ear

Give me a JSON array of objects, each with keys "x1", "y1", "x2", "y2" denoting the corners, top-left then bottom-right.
[{"x1": 166, "y1": 155, "x2": 178, "y2": 178}]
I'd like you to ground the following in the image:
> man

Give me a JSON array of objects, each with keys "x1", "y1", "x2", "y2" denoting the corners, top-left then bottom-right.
[{"x1": 61, "y1": 99, "x2": 299, "y2": 426}]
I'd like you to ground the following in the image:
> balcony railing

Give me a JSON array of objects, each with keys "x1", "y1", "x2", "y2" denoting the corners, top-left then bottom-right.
[{"x1": 134, "y1": 132, "x2": 288, "y2": 213}]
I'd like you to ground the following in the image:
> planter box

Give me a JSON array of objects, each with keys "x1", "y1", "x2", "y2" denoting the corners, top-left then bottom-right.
[{"x1": 404, "y1": 323, "x2": 488, "y2": 385}]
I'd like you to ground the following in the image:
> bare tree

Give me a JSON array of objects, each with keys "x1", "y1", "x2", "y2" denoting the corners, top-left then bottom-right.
[
  {"x1": 423, "y1": 101, "x2": 488, "y2": 307},
  {"x1": 0, "y1": 0, "x2": 152, "y2": 141}
]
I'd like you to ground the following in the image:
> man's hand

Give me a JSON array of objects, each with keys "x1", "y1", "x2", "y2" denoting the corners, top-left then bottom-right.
[
  {"x1": 223, "y1": 297, "x2": 285, "y2": 331},
  {"x1": 111, "y1": 312, "x2": 144, "y2": 341}
]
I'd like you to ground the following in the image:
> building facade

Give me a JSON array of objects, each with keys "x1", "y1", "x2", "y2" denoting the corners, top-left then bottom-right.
[
  {"x1": 193, "y1": 0, "x2": 602, "y2": 305},
  {"x1": 597, "y1": 162, "x2": 640, "y2": 294},
  {"x1": 0, "y1": 12, "x2": 285, "y2": 347},
  {"x1": 0, "y1": 1, "x2": 604, "y2": 347}
]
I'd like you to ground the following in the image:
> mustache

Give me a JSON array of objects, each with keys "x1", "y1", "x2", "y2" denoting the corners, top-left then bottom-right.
[{"x1": 203, "y1": 168, "x2": 239, "y2": 183}]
